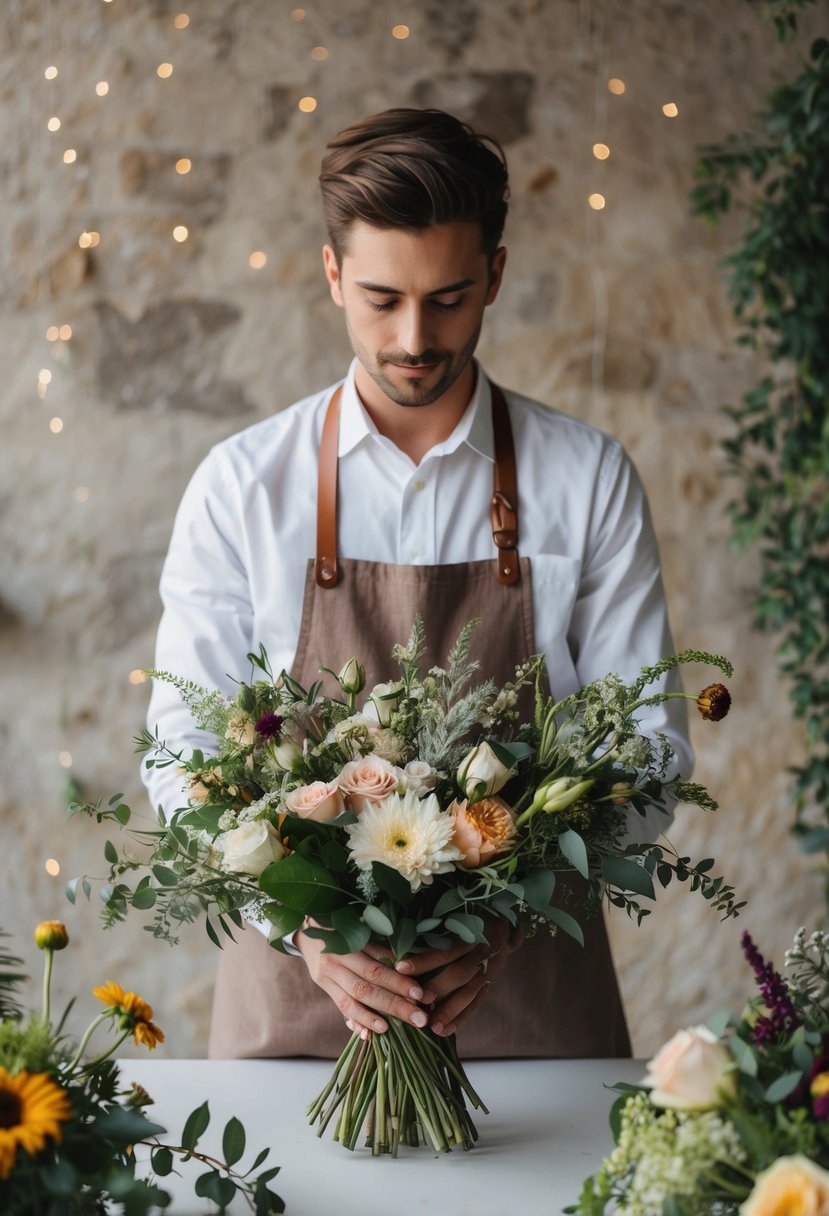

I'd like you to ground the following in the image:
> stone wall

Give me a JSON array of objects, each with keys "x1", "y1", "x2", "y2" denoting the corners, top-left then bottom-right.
[{"x1": 2, "y1": 0, "x2": 824, "y2": 1058}]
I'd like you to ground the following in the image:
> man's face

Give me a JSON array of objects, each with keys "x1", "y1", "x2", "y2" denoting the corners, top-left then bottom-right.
[{"x1": 323, "y1": 221, "x2": 505, "y2": 411}]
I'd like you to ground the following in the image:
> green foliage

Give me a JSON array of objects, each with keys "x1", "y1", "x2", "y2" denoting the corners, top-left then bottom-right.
[
  {"x1": 0, "y1": 931, "x2": 27, "y2": 1022},
  {"x1": 690, "y1": 1, "x2": 829, "y2": 868}
]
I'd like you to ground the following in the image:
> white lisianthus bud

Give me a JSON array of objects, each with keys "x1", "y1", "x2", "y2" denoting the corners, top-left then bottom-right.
[
  {"x1": 368, "y1": 681, "x2": 403, "y2": 726},
  {"x1": 337, "y1": 657, "x2": 365, "y2": 695},
  {"x1": 457, "y1": 741, "x2": 515, "y2": 801}
]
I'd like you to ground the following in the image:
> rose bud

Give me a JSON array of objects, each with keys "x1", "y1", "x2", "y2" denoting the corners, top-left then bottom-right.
[
  {"x1": 337, "y1": 658, "x2": 366, "y2": 696},
  {"x1": 35, "y1": 921, "x2": 69, "y2": 951},
  {"x1": 457, "y1": 741, "x2": 515, "y2": 801},
  {"x1": 368, "y1": 681, "x2": 403, "y2": 726}
]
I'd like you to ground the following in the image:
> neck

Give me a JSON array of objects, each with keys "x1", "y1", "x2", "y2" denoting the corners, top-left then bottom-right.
[{"x1": 354, "y1": 362, "x2": 477, "y2": 465}]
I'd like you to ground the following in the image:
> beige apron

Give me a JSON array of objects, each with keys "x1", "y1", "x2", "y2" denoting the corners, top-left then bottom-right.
[{"x1": 208, "y1": 382, "x2": 631, "y2": 1060}]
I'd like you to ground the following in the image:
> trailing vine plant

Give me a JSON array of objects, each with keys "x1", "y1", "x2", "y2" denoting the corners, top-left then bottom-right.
[{"x1": 690, "y1": 0, "x2": 829, "y2": 860}]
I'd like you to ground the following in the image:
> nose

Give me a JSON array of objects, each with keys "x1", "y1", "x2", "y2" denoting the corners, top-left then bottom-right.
[{"x1": 397, "y1": 303, "x2": 430, "y2": 359}]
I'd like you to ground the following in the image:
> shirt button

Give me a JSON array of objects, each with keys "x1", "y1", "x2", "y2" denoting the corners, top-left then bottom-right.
[{"x1": 412, "y1": 479, "x2": 426, "y2": 492}]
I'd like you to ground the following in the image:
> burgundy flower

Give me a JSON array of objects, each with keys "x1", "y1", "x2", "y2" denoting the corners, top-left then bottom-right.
[
  {"x1": 741, "y1": 931, "x2": 801, "y2": 1045},
  {"x1": 255, "y1": 711, "x2": 284, "y2": 740}
]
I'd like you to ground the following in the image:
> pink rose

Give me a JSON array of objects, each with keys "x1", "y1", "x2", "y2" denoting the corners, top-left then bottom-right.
[
  {"x1": 449, "y1": 796, "x2": 516, "y2": 869},
  {"x1": 337, "y1": 754, "x2": 400, "y2": 813},
  {"x1": 283, "y1": 780, "x2": 345, "y2": 822},
  {"x1": 643, "y1": 1025, "x2": 736, "y2": 1109}
]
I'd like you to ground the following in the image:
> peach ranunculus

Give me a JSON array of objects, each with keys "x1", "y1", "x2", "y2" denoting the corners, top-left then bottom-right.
[
  {"x1": 449, "y1": 796, "x2": 516, "y2": 869},
  {"x1": 283, "y1": 780, "x2": 345, "y2": 822},
  {"x1": 643, "y1": 1025, "x2": 736, "y2": 1110},
  {"x1": 741, "y1": 1156, "x2": 829, "y2": 1216},
  {"x1": 337, "y1": 754, "x2": 400, "y2": 814}
]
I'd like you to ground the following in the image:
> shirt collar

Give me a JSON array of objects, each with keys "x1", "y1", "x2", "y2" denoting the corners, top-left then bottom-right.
[{"x1": 337, "y1": 357, "x2": 495, "y2": 462}]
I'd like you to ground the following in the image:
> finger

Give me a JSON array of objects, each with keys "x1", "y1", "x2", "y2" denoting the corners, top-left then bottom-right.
[
  {"x1": 394, "y1": 939, "x2": 476, "y2": 976},
  {"x1": 421, "y1": 944, "x2": 491, "y2": 1000},
  {"x1": 432, "y1": 980, "x2": 491, "y2": 1038},
  {"x1": 325, "y1": 955, "x2": 434, "y2": 1034}
]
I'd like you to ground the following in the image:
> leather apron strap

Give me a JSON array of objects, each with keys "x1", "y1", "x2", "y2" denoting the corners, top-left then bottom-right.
[{"x1": 315, "y1": 381, "x2": 520, "y2": 588}]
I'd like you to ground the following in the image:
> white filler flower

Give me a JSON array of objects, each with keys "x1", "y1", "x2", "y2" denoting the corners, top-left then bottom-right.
[{"x1": 346, "y1": 790, "x2": 462, "y2": 892}]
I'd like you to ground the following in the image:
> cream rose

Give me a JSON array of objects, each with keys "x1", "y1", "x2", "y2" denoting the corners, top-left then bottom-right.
[
  {"x1": 367, "y1": 681, "x2": 403, "y2": 726},
  {"x1": 450, "y1": 796, "x2": 516, "y2": 868},
  {"x1": 216, "y1": 820, "x2": 286, "y2": 877},
  {"x1": 283, "y1": 780, "x2": 345, "y2": 822},
  {"x1": 741, "y1": 1156, "x2": 829, "y2": 1216},
  {"x1": 457, "y1": 741, "x2": 515, "y2": 800},
  {"x1": 338, "y1": 754, "x2": 400, "y2": 813},
  {"x1": 643, "y1": 1025, "x2": 736, "y2": 1109}
]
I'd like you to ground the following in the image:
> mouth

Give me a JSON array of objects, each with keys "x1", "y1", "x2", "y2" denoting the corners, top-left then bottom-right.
[{"x1": 389, "y1": 362, "x2": 440, "y2": 377}]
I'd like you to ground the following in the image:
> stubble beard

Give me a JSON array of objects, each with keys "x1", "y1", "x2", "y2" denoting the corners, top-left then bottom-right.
[{"x1": 352, "y1": 323, "x2": 482, "y2": 409}]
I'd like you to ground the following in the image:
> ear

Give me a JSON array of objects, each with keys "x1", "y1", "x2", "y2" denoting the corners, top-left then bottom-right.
[
  {"x1": 485, "y1": 246, "x2": 507, "y2": 306},
  {"x1": 323, "y1": 244, "x2": 344, "y2": 307}
]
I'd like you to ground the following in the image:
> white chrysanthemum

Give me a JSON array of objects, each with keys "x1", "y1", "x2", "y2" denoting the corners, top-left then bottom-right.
[{"x1": 345, "y1": 790, "x2": 463, "y2": 892}]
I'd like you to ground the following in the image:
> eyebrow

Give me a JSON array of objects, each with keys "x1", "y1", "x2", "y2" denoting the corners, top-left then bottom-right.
[{"x1": 354, "y1": 278, "x2": 476, "y2": 296}]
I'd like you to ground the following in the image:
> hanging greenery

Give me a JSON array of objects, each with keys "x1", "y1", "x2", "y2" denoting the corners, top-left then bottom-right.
[{"x1": 690, "y1": 0, "x2": 829, "y2": 860}]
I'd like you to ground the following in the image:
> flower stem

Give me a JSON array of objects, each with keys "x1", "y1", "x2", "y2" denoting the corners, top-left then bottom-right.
[
  {"x1": 65, "y1": 1010, "x2": 116, "y2": 1075},
  {"x1": 42, "y1": 948, "x2": 54, "y2": 1026}
]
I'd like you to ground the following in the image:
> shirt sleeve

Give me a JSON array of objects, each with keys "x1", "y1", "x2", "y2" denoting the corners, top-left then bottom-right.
[
  {"x1": 141, "y1": 447, "x2": 254, "y2": 819},
  {"x1": 569, "y1": 442, "x2": 693, "y2": 844}
]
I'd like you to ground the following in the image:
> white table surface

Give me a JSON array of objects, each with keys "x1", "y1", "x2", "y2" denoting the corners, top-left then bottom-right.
[{"x1": 124, "y1": 1057, "x2": 643, "y2": 1215}]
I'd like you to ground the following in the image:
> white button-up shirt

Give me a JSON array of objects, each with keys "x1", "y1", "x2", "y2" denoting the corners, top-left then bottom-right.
[{"x1": 143, "y1": 359, "x2": 691, "y2": 841}]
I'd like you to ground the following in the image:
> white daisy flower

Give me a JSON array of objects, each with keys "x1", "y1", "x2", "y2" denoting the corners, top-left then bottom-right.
[{"x1": 345, "y1": 790, "x2": 463, "y2": 892}]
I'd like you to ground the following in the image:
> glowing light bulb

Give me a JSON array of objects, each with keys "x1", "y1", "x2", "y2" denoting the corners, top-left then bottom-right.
[
  {"x1": 50, "y1": 417, "x2": 64, "y2": 433},
  {"x1": 249, "y1": 251, "x2": 267, "y2": 270},
  {"x1": 175, "y1": 157, "x2": 192, "y2": 174},
  {"x1": 662, "y1": 102, "x2": 679, "y2": 117},
  {"x1": 58, "y1": 751, "x2": 72, "y2": 766},
  {"x1": 59, "y1": 324, "x2": 72, "y2": 341},
  {"x1": 310, "y1": 46, "x2": 329, "y2": 60},
  {"x1": 173, "y1": 225, "x2": 189, "y2": 242},
  {"x1": 588, "y1": 193, "x2": 606, "y2": 210},
  {"x1": 593, "y1": 143, "x2": 610, "y2": 160},
  {"x1": 392, "y1": 24, "x2": 410, "y2": 39},
  {"x1": 129, "y1": 669, "x2": 148, "y2": 685},
  {"x1": 157, "y1": 62, "x2": 174, "y2": 78},
  {"x1": 63, "y1": 149, "x2": 77, "y2": 164},
  {"x1": 45, "y1": 858, "x2": 61, "y2": 877},
  {"x1": 46, "y1": 326, "x2": 60, "y2": 341},
  {"x1": 45, "y1": 65, "x2": 58, "y2": 80},
  {"x1": 96, "y1": 81, "x2": 109, "y2": 96},
  {"x1": 47, "y1": 116, "x2": 61, "y2": 132},
  {"x1": 174, "y1": 12, "x2": 190, "y2": 28},
  {"x1": 290, "y1": 8, "x2": 306, "y2": 20},
  {"x1": 38, "y1": 369, "x2": 53, "y2": 386},
  {"x1": 298, "y1": 96, "x2": 317, "y2": 113},
  {"x1": 608, "y1": 78, "x2": 626, "y2": 95}
]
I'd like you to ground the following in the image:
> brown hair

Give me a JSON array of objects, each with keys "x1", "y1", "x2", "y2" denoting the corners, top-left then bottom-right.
[{"x1": 319, "y1": 108, "x2": 509, "y2": 261}]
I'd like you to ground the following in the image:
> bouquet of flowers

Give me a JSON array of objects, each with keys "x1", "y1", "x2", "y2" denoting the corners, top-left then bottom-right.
[
  {"x1": 0, "y1": 921, "x2": 283, "y2": 1215},
  {"x1": 70, "y1": 618, "x2": 739, "y2": 1156},
  {"x1": 569, "y1": 929, "x2": 829, "y2": 1216}
]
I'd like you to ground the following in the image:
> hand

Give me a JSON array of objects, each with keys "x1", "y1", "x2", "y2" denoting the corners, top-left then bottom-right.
[
  {"x1": 296, "y1": 923, "x2": 437, "y2": 1039},
  {"x1": 394, "y1": 917, "x2": 525, "y2": 1037}
]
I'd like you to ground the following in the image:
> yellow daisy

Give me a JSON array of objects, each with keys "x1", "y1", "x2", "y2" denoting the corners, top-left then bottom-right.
[
  {"x1": 0, "y1": 1067, "x2": 72, "y2": 1179},
  {"x1": 92, "y1": 981, "x2": 165, "y2": 1050}
]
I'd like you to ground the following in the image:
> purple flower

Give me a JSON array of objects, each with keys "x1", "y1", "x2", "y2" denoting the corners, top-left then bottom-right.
[
  {"x1": 741, "y1": 930, "x2": 801, "y2": 1044},
  {"x1": 255, "y1": 711, "x2": 284, "y2": 740}
]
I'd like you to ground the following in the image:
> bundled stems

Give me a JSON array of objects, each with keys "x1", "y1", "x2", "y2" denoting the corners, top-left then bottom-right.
[{"x1": 307, "y1": 1020, "x2": 487, "y2": 1156}]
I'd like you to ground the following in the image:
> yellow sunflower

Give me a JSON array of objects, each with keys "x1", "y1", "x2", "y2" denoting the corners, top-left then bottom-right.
[
  {"x1": 0, "y1": 1067, "x2": 72, "y2": 1179},
  {"x1": 92, "y1": 981, "x2": 165, "y2": 1050}
]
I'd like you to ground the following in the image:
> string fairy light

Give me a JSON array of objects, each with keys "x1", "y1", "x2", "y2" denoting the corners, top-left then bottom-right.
[
  {"x1": 96, "y1": 81, "x2": 109, "y2": 96},
  {"x1": 592, "y1": 142, "x2": 610, "y2": 160},
  {"x1": 174, "y1": 12, "x2": 190, "y2": 28},
  {"x1": 49, "y1": 417, "x2": 63, "y2": 432},
  {"x1": 310, "y1": 46, "x2": 329, "y2": 60},
  {"x1": 290, "y1": 8, "x2": 306, "y2": 20},
  {"x1": 173, "y1": 224, "x2": 189, "y2": 242},
  {"x1": 392, "y1": 24, "x2": 410, "y2": 39},
  {"x1": 157, "y1": 62, "x2": 174, "y2": 78},
  {"x1": 588, "y1": 193, "x2": 606, "y2": 210},
  {"x1": 175, "y1": 157, "x2": 192, "y2": 174},
  {"x1": 249, "y1": 251, "x2": 267, "y2": 270},
  {"x1": 46, "y1": 326, "x2": 60, "y2": 342},
  {"x1": 129, "y1": 669, "x2": 148, "y2": 685},
  {"x1": 79, "y1": 231, "x2": 101, "y2": 248},
  {"x1": 38, "y1": 368, "x2": 52, "y2": 386},
  {"x1": 607, "y1": 77, "x2": 625, "y2": 95},
  {"x1": 44, "y1": 65, "x2": 58, "y2": 79},
  {"x1": 58, "y1": 751, "x2": 72, "y2": 766},
  {"x1": 44, "y1": 859, "x2": 61, "y2": 877},
  {"x1": 47, "y1": 116, "x2": 61, "y2": 132},
  {"x1": 662, "y1": 102, "x2": 679, "y2": 117},
  {"x1": 298, "y1": 96, "x2": 317, "y2": 113},
  {"x1": 59, "y1": 324, "x2": 72, "y2": 340},
  {"x1": 63, "y1": 148, "x2": 77, "y2": 164}
]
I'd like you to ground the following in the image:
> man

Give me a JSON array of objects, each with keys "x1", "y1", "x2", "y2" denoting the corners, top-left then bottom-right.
[{"x1": 143, "y1": 108, "x2": 691, "y2": 1060}]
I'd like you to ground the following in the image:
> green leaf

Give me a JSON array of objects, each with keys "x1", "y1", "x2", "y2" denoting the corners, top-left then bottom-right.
[
  {"x1": 544, "y1": 905, "x2": 584, "y2": 946},
  {"x1": 259, "y1": 853, "x2": 345, "y2": 914},
  {"x1": 195, "y1": 1170, "x2": 237, "y2": 1208},
  {"x1": 433, "y1": 888, "x2": 465, "y2": 916},
  {"x1": 362, "y1": 904, "x2": 395, "y2": 936},
  {"x1": 223, "y1": 1115, "x2": 246, "y2": 1166},
  {"x1": 517, "y1": 868, "x2": 556, "y2": 911},
  {"x1": 793, "y1": 1040, "x2": 814, "y2": 1072},
  {"x1": 94, "y1": 1106, "x2": 167, "y2": 1142},
  {"x1": 260, "y1": 903, "x2": 304, "y2": 939},
  {"x1": 371, "y1": 861, "x2": 413, "y2": 903},
  {"x1": 131, "y1": 886, "x2": 157, "y2": 910},
  {"x1": 705, "y1": 1008, "x2": 732, "y2": 1038},
  {"x1": 330, "y1": 906, "x2": 372, "y2": 952},
  {"x1": 558, "y1": 828, "x2": 589, "y2": 879},
  {"x1": 152, "y1": 864, "x2": 180, "y2": 887},
  {"x1": 601, "y1": 856, "x2": 655, "y2": 899},
  {"x1": 730, "y1": 1034, "x2": 758, "y2": 1077},
  {"x1": 181, "y1": 1100, "x2": 211, "y2": 1151},
  {"x1": 764, "y1": 1071, "x2": 804, "y2": 1103},
  {"x1": 151, "y1": 1145, "x2": 174, "y2": 1176},
  {"x1": 104, "y1": 839, "x2": 119, "y2": 864},
  {"x1": 445, "y1": 913, "x2": 487, "y2": 944}
]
